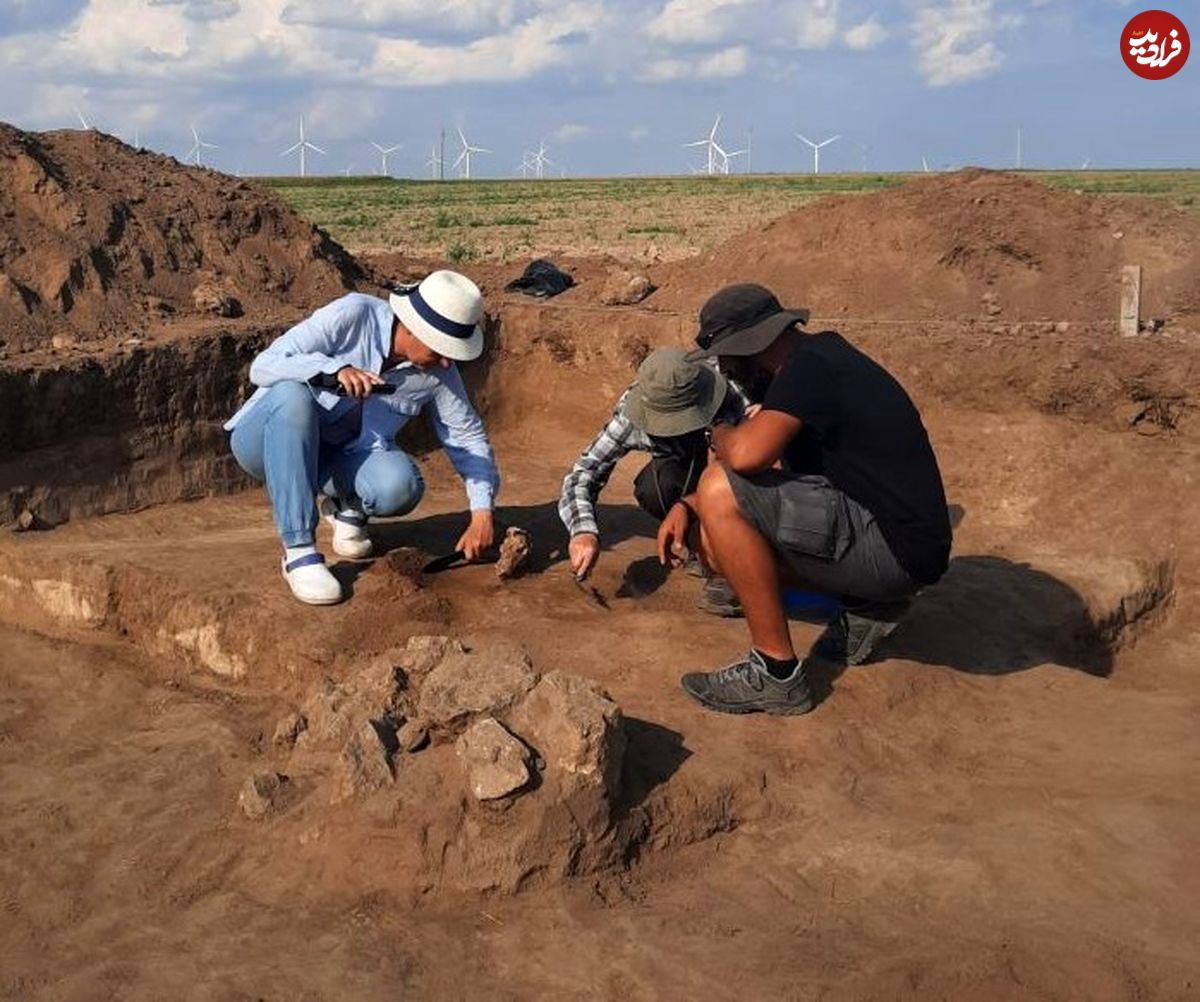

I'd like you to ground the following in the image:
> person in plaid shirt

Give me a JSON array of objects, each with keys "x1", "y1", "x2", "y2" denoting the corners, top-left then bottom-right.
[{"x1": 559, "y1": 347, "x2": 751, "y2": 616}]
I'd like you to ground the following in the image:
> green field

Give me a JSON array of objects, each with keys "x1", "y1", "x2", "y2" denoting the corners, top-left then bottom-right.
[{"x1": 263, "y1": 170, "x2": 1200, "y2": 262}]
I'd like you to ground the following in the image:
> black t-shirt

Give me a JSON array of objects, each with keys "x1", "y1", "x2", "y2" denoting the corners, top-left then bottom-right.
[{"x1": 763, "y1": 332, "x2": 951, "y2": 584}]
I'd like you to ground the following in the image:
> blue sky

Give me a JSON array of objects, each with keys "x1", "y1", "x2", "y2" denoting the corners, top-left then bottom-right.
[{"x1": 0, "y1": 0, "x2": 1194, "y2": 177}]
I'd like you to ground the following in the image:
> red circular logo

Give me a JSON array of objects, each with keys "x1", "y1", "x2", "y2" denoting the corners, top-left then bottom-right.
[{"x1": 1122, "y1": 10, "x2": 1190, "y2": 79}]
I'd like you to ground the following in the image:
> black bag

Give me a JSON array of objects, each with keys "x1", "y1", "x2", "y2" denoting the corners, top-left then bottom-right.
[{"x1": 504, "y1": 259, "x2": 575, "y2": 298}]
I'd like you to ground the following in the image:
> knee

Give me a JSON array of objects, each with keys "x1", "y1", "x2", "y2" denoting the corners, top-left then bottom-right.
[
  {"x1": 265, "y1": 381, "x2": 317, "y2": 431},
  {"x1": 695, "y1": 462, "x2": 737, "y2": 521},
  {"x1": 361, "y1": 457, "x2": 425, "y2": 516}
]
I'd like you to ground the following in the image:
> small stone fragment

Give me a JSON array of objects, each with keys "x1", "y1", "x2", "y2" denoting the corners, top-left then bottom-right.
[
  {"x1": 192, "y1": 280, "x2": 243, "y2": 317},
  {"x1": 50, "y1": 334, "x2": 76, "y2": 351},
  {"x1": 272, "y1": 712, "x2": 307, "y2": 748},
  {"x1": 332, "y1": 720, "x2": 394, "y2": 802},
  {"x1": 14, "y1": 509, "x2": 42, "y2": 532},
  {"x1": 601, "y1": 270, "x2": 655, "y2": 306},
  {"x1": 238, "y1": 771, "x2": 290, "y2": 820},
  {"x1": 456, "y1": 717, "x2": 531, "y2": 801},
  {"x1": 397, "y1": 718, "x2": 430, "y2": 753},
  {"x1": 496, "y1": 526, "x2": 532, "y2": 580},
  {"x1": 1054, "y1": 322, "x2": 1070, "y2": 334}
]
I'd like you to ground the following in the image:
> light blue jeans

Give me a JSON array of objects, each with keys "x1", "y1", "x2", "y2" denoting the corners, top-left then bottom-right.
[{"x1": 229, "y1": 381, "x2": 424, "y2": 547}]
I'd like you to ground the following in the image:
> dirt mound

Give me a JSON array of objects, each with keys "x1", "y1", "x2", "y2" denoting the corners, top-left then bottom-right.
[
  {"x1": 0, "y1": 123, "x2": 360, "y2": 353},
  {"x1": 651, "y1": 169, "x2": 1200, "y2": 324}
]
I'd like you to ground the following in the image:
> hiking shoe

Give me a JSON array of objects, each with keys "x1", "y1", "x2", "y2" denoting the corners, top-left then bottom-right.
[
  {"x1": 683, "y1": 553, "x2": 707, "y2": 579},
  {"x1": 695, "y1": 575, "x2": 743, "y2": 618},
  {"x1": 681, "y1": 651, "x2": 814, "y2": 716},
  {"x1": 811, "y1": 599, "x2": 909, "y2": 666}
]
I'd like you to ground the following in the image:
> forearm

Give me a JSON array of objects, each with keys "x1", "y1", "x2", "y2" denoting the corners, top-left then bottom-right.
[{"x1": 559, "y1": 470, "x2": 601, "y2": 539}]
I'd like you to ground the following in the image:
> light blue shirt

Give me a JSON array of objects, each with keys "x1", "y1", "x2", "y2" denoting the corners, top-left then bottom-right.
[{"x1": 225, "y1": 293, "x2": 499, "y2": 511}]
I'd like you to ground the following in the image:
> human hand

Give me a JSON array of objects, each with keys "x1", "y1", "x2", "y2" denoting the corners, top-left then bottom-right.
[
  {"x1": 743, "y1": 403, "x2": 762, "y2": 420},
  {"x1": 657, "y1": 502, "x2": 692, "y2": 568},
  {"x1": 456, "y1": 510, "x2": 495, "y2": 562},
  {"x1": 336, "y1": 366, "x2": 383, "y2": 399},
  {"x1": 569, "y1": 533, "x2": 600, "y2": 580}
]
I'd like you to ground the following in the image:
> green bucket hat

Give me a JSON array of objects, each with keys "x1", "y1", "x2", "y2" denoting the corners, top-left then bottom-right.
[{"x1": 624, "y1": 347, "x2": 728, "y2": 438}]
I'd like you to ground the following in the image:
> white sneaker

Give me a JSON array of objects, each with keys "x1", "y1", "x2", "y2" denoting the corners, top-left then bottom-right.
[
  {"x1": 281, "y1": 552, "x2": 343, "y2": 605},
  {"x1": 325, "y1": 509, "x2": 373, "y2": 559}
]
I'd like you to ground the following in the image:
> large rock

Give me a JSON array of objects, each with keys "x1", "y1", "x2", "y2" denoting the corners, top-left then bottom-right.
[
  {"x1": 417, "y1": 640, "x2": 539, "y2": 737},
  {"x1": 508, "y1": 671, "x2": 626, "y2": 800},
  {"x1": 456, "y1": 717, "x2": 532, "y2": 801}
]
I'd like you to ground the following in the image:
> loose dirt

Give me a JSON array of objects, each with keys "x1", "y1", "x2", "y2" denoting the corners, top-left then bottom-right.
[
  {"x1": 0, "y1": 123, "x2": 360, "y2": 354},
  {"x1": 1, "y1": 132, "x2": 1198, "y2": 999},
  {"x1": 651, "y1": 168, "x2": 1200, "y2": 325}
]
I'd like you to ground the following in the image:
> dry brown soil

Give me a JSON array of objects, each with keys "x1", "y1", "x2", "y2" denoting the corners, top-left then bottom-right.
[{"x1": 1, "y1": 128, "x2": 1198, "y2": 1000}]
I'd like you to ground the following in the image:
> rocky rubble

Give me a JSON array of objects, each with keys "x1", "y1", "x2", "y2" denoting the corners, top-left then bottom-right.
[{"x1": 245, "y1": 635, "x2": 634, "y2": 892}]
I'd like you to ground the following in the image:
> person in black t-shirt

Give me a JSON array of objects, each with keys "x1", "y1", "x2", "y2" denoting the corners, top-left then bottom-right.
[{"x1": 656, "y1": 284, "x2": 951, "y2": 716}]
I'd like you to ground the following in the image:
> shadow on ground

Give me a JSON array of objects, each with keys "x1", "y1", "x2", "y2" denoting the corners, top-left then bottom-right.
[{"x1": 370, "y1": 500, "x2": 656, "y2": 573}]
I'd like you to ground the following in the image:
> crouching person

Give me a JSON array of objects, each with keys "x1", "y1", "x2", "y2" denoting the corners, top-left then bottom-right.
[
  {"x1": 658, "y1": 284, "x2": 951, "y2": 715},
  {"x1": 559, "y1": 347, "x2": 750, "y2": 615},
  {"x1": 225, "y1": 271, "x2": 499, "y2": 605}
]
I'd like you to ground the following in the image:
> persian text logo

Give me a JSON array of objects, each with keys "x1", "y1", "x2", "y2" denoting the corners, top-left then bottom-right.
[{"x1": 1122, "y1": 10, "x2": 1190, "y2": 80}]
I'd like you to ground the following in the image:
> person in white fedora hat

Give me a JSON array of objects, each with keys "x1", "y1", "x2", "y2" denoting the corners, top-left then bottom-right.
[{"x1": 225, "y1": 270, "x2": 498, "y2": 604}]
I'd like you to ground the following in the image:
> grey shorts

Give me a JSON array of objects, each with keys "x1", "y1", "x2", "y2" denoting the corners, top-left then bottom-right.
[{"x1": 726, "y1": 469, "x2": 918, "y2": 603}]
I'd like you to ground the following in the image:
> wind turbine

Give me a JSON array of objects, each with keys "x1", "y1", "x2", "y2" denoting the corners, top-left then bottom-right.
[
  {"x1": 425, "y1": 145, "x2": 443, "y2": 179},
  {"x1": 280, "y1": 116, "x2": 326, "y2": 178},
  {"x1": 530, "y1": 140, "x2": 554, "y2": 179},
  {"x1": 722, "y1": 146, "x2": 746, "y2": 174},
  {"x1": 371, "y1": 141, "x2": 401, "y2": 176},
  {"x1": 75, "y1": 108, "x2": 94, "y2": 131},
  {"x1": 340, "y1": 164, "x2": 355, "y2": 177},
  {"x1": 1080, "y1": 158, "x2": 1091, "y2": 170},
  {"x1": 921, "y1": 155, "x2": 931, "y2": 173},
  {"x1": 795, "y1": 133, "x2": 840, "y2": 174},
  {"x1": 516, "y1": 152, "x2": 536, "y2": 178},
  {"x1": 1016, "y1": 126, "x2": 1023, "y2": 170},
  {"x1": 684, "y1": 115, "x2": 729, "y2": 176},
  {"x1": 187, "y1": 125, "x2": 218, "y2": 167},
  {"x1": 453, "y1": 128, "x2": 490, "y2": 180}
]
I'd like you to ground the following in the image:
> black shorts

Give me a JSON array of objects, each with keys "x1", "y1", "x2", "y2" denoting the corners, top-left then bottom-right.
[{"x1": 726, "y1": 469, "x2": 918, "y2": 603}]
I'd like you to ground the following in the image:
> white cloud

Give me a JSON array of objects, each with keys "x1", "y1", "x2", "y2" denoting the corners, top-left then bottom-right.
[
  {"x1": 644, "y1": 0, "x2": 845, "y2": 50},
  {"x1": 641, "y1": 44, "x2": 748, "y2": 81},
  {"x1": 912, "y1": 0, "x2": 1018, "y2": 86},
  {"x1": 629, "y1": 125, "x2": 650, "y2": 141},
  {"x1": 370, "y1": 3, "x2": 602, "y2": 84},
  {"x1": 282, "y1": 0, "x2": 537, "y2": 35},
  {"x1": 550, "y1": 123, "x2": 592, "y2": 142},
  {"x1": 844, "y1": 14, "x2": 887, "y2": 50},
  {"x1": 789, "y1": 0, "x2": 839, "y2": 48},
  {"x1": 0, "y1": 0, "x2": 603, "y2": 88},
  {"x1": 645, "y1": 0, "x2": 753, "y2": 45}
]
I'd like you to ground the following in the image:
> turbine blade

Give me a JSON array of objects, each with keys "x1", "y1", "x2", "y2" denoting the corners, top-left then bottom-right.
[
  {"x1": 795, "y1": 133, "x2": 814, "y2": 146},
  {"x1": 307, "y1": 143, "x2": 327, "y2": 155}
]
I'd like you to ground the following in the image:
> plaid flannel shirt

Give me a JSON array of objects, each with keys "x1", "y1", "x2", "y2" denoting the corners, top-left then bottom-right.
[{"x1": 558, "y1": 378, "x2": 751, "y2": 539}]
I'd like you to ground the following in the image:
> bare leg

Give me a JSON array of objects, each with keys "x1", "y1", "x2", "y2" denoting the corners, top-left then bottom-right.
[{"x1": 694, "y1": 464, "x2": 794, "y2": 659}]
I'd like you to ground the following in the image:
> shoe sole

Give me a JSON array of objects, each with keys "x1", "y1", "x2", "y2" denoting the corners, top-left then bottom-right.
[
  {"x1": 683, "y1": 685, "x2": 814, "y2": 716},
  {"x1": 280, "y1": 567, "x2": 343, "y2": 606}
]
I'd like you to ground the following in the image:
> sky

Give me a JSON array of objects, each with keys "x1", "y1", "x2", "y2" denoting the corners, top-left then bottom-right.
[{"x1": 0, "y1": 0, "x2": 1195, "y2": 177}]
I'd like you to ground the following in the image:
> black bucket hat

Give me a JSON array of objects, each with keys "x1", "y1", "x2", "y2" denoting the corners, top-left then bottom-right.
[{"x1": 689, "y1": 283, "x2": 810, "y2": 359}]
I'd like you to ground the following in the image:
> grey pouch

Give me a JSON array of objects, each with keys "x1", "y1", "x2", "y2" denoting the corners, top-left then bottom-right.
[{"x1": 774, "y1": 475, "x2": 853, "y2": 561}]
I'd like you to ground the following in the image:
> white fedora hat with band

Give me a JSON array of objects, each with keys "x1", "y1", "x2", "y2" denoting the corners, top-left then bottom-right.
[{"x1": 389, "y1": 270, "x2": 485, "y2": 362}]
